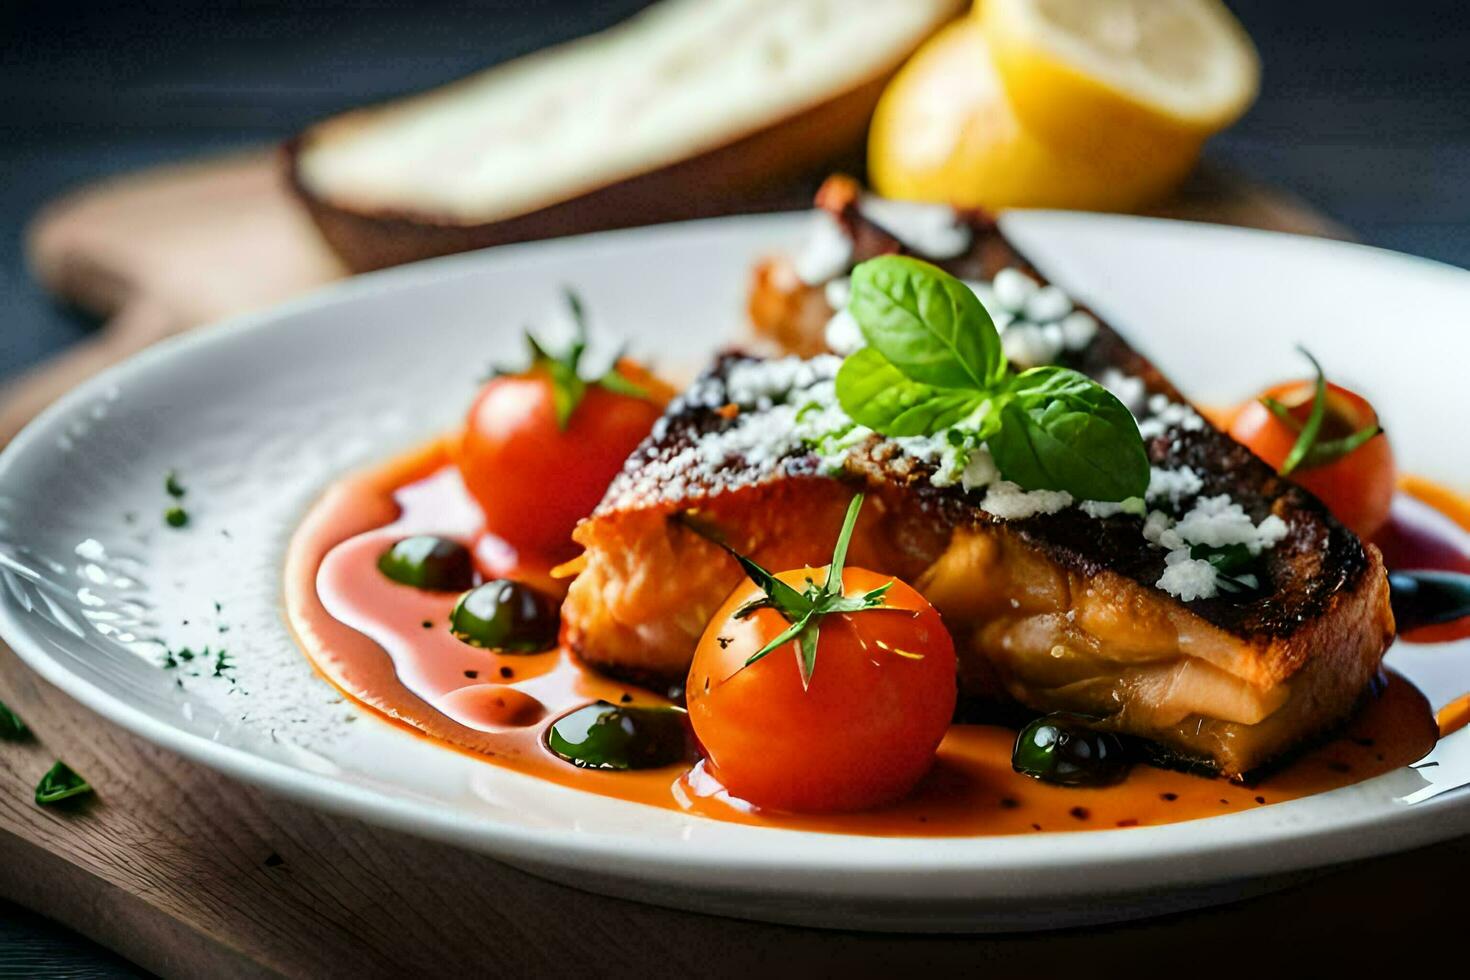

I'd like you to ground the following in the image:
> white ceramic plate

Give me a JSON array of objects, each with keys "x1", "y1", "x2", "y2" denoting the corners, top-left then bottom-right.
[{"x1": 2, "y1": 213, "x2": 1468, "y2": 933}]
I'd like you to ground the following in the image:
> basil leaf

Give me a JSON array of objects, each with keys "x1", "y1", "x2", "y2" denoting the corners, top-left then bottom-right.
[
  {"x1": 835, "y1": 348, "x2": 988, "y2": 437},
  {"x1": 849, "y1": 256, "x2": 1004, "y2": 390},
  {"x1": 989, "y1": 367, "x2": 1150, "y2": 501}
]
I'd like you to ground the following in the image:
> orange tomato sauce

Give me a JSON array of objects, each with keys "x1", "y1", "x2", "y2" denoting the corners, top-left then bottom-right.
[{"x1": 285, "y1": 443, "x2": 1450, "y2": 837}]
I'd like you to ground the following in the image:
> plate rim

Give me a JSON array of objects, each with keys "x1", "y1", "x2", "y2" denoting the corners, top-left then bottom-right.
[{"x1": 1, "y1": 210, "x2": 1468, "y2": 908}]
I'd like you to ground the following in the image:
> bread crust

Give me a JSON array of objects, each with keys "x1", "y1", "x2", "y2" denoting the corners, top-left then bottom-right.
[{"x1": 286, "y1": 69, "x2": 904, "y2": 272}]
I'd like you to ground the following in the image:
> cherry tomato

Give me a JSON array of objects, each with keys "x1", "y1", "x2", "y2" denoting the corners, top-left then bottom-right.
[
  {"x1": 457, "y1": 360, "x2": 670, "y2": 562},
  {"x1": 1229, "y1": 380, "x2": 1395, "y2": 539},
  {"x1": 687, "y1": 566, "x2": 957, "y2": 813}
]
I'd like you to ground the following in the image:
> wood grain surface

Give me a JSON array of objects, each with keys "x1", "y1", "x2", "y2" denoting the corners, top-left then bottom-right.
[{"x1": 3, "y1": 640, "x2": 1467, "y2": 977}]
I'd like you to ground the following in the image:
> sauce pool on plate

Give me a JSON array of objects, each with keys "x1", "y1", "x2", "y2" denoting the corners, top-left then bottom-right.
[{"x1": 285, "y1": 442, "x2": 1456, "y2": 837}]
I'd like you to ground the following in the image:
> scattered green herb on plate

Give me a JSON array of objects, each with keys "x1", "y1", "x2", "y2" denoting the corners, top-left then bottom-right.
[{"x1": 165, "y1": 505, "x2": 189, "y2": 528}]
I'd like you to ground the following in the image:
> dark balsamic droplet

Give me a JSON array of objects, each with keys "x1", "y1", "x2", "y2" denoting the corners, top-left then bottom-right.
[
  {"x1": 464, "y1": 670, "x2": 479, "y2": 679},
  {"x1": 499, "y1": 666, "x2": 514, "y2": 679},
  {"x1": 1161, "y1": 792, "x2": 1178, "y2": 802},
  {"x1": 1069, "y1": 806, "x2": 1090, "y2": 821}
]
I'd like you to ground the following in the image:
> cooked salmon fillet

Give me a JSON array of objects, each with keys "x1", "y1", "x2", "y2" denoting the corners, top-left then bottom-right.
[{"x1": 563, "y1": 179, "x2": 1394, "y2": 779}]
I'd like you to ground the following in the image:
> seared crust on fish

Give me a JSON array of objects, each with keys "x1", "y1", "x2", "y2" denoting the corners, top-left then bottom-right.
[{"x1": 564, "y1": 178, "x2": 1394, "y2": 778}]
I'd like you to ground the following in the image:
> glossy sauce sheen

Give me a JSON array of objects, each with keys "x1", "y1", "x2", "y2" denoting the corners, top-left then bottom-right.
[{"x1": 286, "y1": 445, "x2": 1448, "y2": 836}]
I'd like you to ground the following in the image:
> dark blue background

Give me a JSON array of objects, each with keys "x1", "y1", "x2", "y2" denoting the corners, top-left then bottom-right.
[
  {"x1": 1, "y1": 0, "x2": 1467, "y2": 972},
  {"x1": 4, "y1": 0, "x2": 1469, "y2": 384}
]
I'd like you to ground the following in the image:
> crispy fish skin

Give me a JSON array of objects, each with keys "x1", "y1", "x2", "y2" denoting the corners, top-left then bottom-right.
[{"x1": 564, "y1": 180, "x2": 1395, "y2": 778}]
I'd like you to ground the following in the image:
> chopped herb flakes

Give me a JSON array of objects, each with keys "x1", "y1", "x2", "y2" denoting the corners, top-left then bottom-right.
[
  {"x1": 165, "y1": 470, "x2": 186, "y2": 498},
  {"x1": 165, "y1": 506, "x2": 189, "y2": 528},
  {"x1": 35, "y1": 761, "x2": 92, "y2": 806},
  {"x1": 160, "y1": 645, "x2": 236, "y2": 686}
]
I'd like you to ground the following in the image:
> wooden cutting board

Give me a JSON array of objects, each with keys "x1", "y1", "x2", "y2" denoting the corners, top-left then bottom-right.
[{"x1": 9, "y1": 150, "x2": 1461, "y2": 976}]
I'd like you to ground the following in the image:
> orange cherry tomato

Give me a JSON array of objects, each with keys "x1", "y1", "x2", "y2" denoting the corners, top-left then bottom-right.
[
  {"x1": 687, "y1": 566, "x2": 957, "y2": 813},
  {"x1": 456, "y1": 360, "x2": 670, "y2": 562},
  {"x1": 1228, "y1": 379, "x2": 1395, "y2": 539}
]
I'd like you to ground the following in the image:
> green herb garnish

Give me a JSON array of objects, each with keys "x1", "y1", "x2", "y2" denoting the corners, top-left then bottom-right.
[
  {"x1": 489, "y1": 289, "x2": 652, "y2": 429},
  {"x1": 1261, "y1": 347, "x2": 1381, "y2": 475},
  {"x1": 164, "y1": 506, "x2": 189, "y2": 528},
  {"x1": 682, "y1": 493, "x2": 896, "y2": 688},
  {"x1": 1189, "y1": 543, "x2": 1262, "y2": 594},
  {"x1": 35, "y1": 761, "x2": 92, "y2": 806},
  {"x1": 0, "y1": 700, "x2": 30, "y2": 740},
  {"x1": 165, "y1": 470, "x2": 186, "y2": 498},
  {"x1": 836, "y1": 256, "x2": 1149, "y2": 501}
]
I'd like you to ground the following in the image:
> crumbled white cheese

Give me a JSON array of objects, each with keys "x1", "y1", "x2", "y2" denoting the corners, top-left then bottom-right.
[
  {"x1": 968, "y1": 268, "x2": 1096, "y2": 368},
  {"x1": 1100, "y1": 369, "x2": 1147, "y2": 416},
  {"x1": 981, "y1": 480, "x2": 1074, "y2": 520},
  {"x1": 1158, "y1": 550, "x2": 1221, "y2": 601},
  {"x1": 1080, "y1": 497, "x2": 1145, "y2": 519},
  {"x1": 1024, "y1": 285, "x2": 1073, "y2": 324},
  {"x1": 891, "y1": 429, "x2": 974, "y2": 488},
  {"x1": 794, "y1": 211, "x2": 853, "y2": 285},
  {"x1": 824, "y1": 276, "x2": 851, "y2": 311},
  {"x1": 1142, "y1": 509, "x2": 1175, "y2": 545},
  {"x1": 960, "y1": 446, "x2": 1000, "y2": 492},
  {"x1": 859, "y1": 196, "x2": 971, "y2": 259},
  {"x1": 1146, "y1": 466, "x2": 1203, "y2": 507},
  {"x1": 1138, "y1": 394, "x2": 1206, "y2": 439},
  {"x1": 991, "y1": 268, "x2": 1039, "y2": 313},
  {"x1": 725, "y1": 355, "x2": 841, "y2": 409},
  {"x1": 1002, "y1": 324, "x2": 1064, "y2": 369},
  {"x1": 823, "y1": 309, "x2": 865, "y2": 355},
  {"x1": 1059, "y1": 311, "x2": 1098, "y2": 350},
  {"x1": 1171, "y1": 495, "x2": 1290, "y2": 554},
  {"x1": 1146, "y1": 495, "x2": 1291, "y2": 601}
]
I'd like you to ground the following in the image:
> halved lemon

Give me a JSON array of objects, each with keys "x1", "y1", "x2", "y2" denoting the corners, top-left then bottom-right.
[
  {"x1": 868, "y1": 19, "x2": 1195, "y2": 211},
  {"x1": 981, "y1": 0, "x2": 1259, "y2": 164}
]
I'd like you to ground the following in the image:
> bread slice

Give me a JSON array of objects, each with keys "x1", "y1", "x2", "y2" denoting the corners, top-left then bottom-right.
[{"x1": 287, "y1": 0, "x2": 964, "y2": 271}]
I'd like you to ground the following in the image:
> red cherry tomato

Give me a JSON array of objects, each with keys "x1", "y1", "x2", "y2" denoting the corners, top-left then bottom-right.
[
  {"x1": 456, "y1": 360, "x2": 670, "y2": 562},
  {"x1": 687, "y1": 566, "x2": 957, "y2": 813},
  {"x1": 1228, "y1": 380, "x2": 1395, "y2": 539}
]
